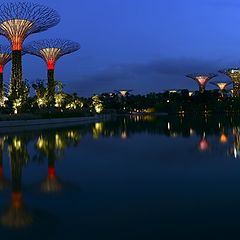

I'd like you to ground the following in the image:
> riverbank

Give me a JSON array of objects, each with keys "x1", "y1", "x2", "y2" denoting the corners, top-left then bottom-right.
[{"x1": 0, "y1": 114, "x2": 111, "y2": 133}]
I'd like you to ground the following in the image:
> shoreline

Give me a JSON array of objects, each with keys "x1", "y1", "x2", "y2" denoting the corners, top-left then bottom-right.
[{"x1": 0, "y1": 114, "x2": 111, "y2": 133}]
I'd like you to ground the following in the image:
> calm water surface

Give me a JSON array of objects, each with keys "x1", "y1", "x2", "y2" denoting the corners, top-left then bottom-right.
[{"x1": 1, "y1": 115, "x2": 240, "y2": 239}]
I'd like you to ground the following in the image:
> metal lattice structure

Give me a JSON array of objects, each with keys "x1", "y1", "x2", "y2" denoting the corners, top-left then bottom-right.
[
  {"x1": 0, "y1": 45, "x2": 11, "y2": 105},
  {"x1": 115, "y1": 90, "x2": 132, "y2": 97},
  {"x1": 0, "y1": 45, "x2": 11, "y2": 67},
  {"x1": 24, "y1": 39, "x2": 80, "y2": 68},
  {"x1": 24, "y1": 39, "x2": 80, "y2": 106},
  {"x1": 210, "y1": 81, "x2": 231, "y2": 96},
  {"x1": 0, "y1": 2, "x2": 60, "y2": 100},
  {"x1": 0, "y1": 2, "x2": 61, "y2": 50},
  {"x1": 219, "y1": 68, "x2": 240, "y2": 97},
  {"x1": 186, "y1": 73, "x2": 217, "y2": 93}
]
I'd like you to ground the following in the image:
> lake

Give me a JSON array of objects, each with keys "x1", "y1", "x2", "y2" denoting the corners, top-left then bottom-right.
[{"x1": 0, "y1": 114, "x2": 240, "y2": 239}]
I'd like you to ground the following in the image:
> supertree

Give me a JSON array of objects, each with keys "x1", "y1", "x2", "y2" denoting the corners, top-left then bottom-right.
[
  {"x1": 0, "y1": 2, "x2": 60, "y2": 101},
  {"x1": 210, "y1": 81, "x2": 231, "y2": 97},
  {"x1": 115, "y1": 90, "x2": 132, "y2": 97},
  {"x1": 0, "y1": 45, "x2": 11, "y2": 105},
  {"x1": 24, "y1": 39, "x2": 80, "y2": 106},
  {"x1": 186, "y1": 73, "x2": 217, "y2": 93},
  {"x1": 219, "y1": 69, "x2": 240, "y2": 97}
]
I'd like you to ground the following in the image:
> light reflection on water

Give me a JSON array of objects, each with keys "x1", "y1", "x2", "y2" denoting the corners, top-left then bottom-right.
[{"x1": 1, "y1": 115, "x2": 240, "y2": 238}]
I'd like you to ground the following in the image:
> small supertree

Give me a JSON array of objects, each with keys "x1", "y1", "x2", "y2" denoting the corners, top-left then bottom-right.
[
  {"x1": 0, "y1": 2, "x2": 60, "y2": 102},
  {"x1": 0, "y1": 45, "x2": 11, "y2": 105},
  {"x1": 115, "y1": 90, "x2": 132, "y2": 97},
  {"x1": 186, "y1": 73, "x2": 217, "y2": 93},
  {"x1": 24, "y1": 39, "x2": 80, "y2": 107},
  {"x1": 210, "y1": 81, "x2": 231, "y2": 97},
  {"x1": 219, "y1": 69, "x2": 240, "y2": 97}
]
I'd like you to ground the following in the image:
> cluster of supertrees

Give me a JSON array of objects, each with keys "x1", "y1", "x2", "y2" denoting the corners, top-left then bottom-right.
[
  {"x1": 0, "y1": 1, "x2": 80, "y2": 113},
  {"x1": 186, "y1": 68, "x2": 240, "y2": 97}
]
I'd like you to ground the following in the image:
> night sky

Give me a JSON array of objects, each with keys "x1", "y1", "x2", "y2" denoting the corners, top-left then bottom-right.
[{"x1": 2, "y1": 0, "x2": 240, "y2": 96}]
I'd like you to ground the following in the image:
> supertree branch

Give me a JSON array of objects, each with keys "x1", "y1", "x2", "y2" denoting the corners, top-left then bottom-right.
[
  {"x1": 24, "y1": 39, "x2": 80, "y2": 106},
  {"x1": 0, "y1": 2, "x2": 60, "y2": 51},
  {"x1": 219, "y1": 69, "x2": 240, "y2": 97},
  {"x1": 186, "y1": 73, "x2": 217, "y2": 93},
  {"x1": 0, "y1": 2, "x2": 60, "y2": 102}
]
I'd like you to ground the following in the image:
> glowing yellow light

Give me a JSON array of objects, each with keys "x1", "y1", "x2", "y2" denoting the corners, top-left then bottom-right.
[
  {"x1": 92, "y1": 122, "x2": 103, "y2": 139},
  {"x1": 13, "y1": 138, "x2": 21, "y2": 150},
  {"x1": 217, "y1": 83, "x2": 228, "y2": 91},
  {"x1": 54, "y1": 93, "x2": 65, "y2": 108},
  {"x1": 37, "y1": 137, "x2": 45, "y2": 149},
  {"x1": 55, "y1": 134, "x2": 64, "y2": 150},
  {"x1": 37, "y1": 97, "x2": 47, "y2": 108}
]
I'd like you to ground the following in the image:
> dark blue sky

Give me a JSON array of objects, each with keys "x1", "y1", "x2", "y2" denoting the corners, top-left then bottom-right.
[{"x1": 3, "y1": 0, "x2": 240, "y2": 96}]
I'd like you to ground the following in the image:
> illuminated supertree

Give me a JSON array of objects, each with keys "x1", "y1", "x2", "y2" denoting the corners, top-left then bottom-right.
[
  {"x1": 219, "y1": 69, "x2": 240, "y2": 97},
  {"x1": 210, "y1": 81, "x2": 231, "y2": 97},
  {"x1": 0, "y1": 45, "x2": 11, "y2": 105},
  {"x1": 24, "y1": 39, "x2": 80, "y2": 106},
  {"x1": 186, "y1": 73, "x2": 216, "y2": 93},
  {"x1": 0, "y1": 2, "x2": 60, "y2": 100},
  {"x1": 115, "y1": 90, "x2": 132, "y2": 97}
]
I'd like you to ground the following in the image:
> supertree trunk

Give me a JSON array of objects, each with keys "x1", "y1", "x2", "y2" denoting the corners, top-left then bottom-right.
[
  {"x1": 48, "y1": 69, "x2": 55, "y2": 107},
  {"x1": 10, "y1": 50, "x2": 23, "y2": 99},
  {"x1": 199, "y1": 85, "x2": 205, "y2": 93}
]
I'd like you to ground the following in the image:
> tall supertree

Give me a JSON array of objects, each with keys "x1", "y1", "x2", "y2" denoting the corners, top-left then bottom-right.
[
  {"x1": 0, "y1": 45, "x2": 11, "y2": 105},
  {"x1": 219, "y1": 69, "x2": 240, "y2": 97},
  {"x1": 186, "y1": 73, "x2": 216, "y2": 93},
  {"x1": 210, "y1": 81, "x2": 231, "y2": 97},
  {"x1": 0, "y1": 2, "x2": 60, "y2": 101},
  {"x1": 24, "y1": 39, "x2": 80, "y2": 106}
]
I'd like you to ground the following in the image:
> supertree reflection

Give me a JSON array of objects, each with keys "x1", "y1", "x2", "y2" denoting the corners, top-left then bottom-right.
[
  {"x1": 1, "y1": 136, "x2": 32, "y2": 228},
  {"x1": 36, "y1": 130, "x2": 81, "y2": 193},
  {"x1": 198, "y1": 132, "x2": 210, "y2": 152},
  {"x1": 0, "y1": 136, "x2": 9, "y2": 191}
]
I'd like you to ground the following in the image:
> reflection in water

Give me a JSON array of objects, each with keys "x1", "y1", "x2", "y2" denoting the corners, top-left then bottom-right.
[
  {"x1": 233, "y1": 127, "x2": 240, "y2": 159},
  {"x1": 1, "y1": 115, "x2": 240, "y2": 231},
  {"x1": 0, "y1": 130, "x2": 82, "y2": 228},
  {"x1": 220, "y1": 133, "x2": 228, "y2": 144},
  {"x1": 0, "y1": 137, "x2": 9, "y2": 191},
  {"x1": 1, "y1": 136, "x2": 32, "y2": 228},
  {"x1": 198, "y1": 133, "x2": 209, "y2": 152},
  {"x1": 37, "y1": 133, "x2": 64, "y2": 193},
  {"x1": 92, "y1": 122, "x2": 104, "y2": 139}
]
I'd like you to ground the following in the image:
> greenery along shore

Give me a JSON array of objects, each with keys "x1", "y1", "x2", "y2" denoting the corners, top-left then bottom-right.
[{"x1": 1, "y1": 84, "x2": 240, "y2": 116}]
